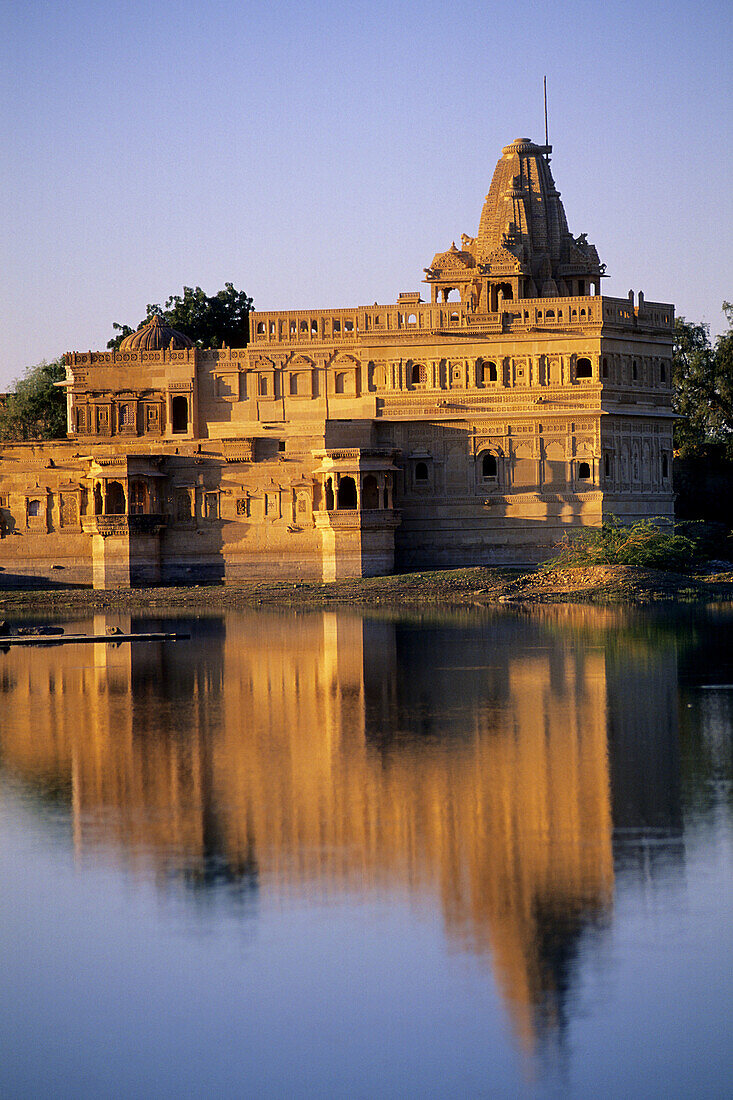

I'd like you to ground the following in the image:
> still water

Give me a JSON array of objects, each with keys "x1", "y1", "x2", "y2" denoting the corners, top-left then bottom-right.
[{"x1": 0, "y1": 604, "x2": 731, "y2": 1099}]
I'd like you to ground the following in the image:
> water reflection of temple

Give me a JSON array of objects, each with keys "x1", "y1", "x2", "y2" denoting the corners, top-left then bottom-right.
[{"x1": 0, "y1": 607, "x2": 685, "y2": 1049}]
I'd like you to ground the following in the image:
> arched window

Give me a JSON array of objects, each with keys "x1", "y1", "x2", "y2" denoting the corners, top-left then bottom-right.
[
  {"x1": 411, "y1": 363, "x2": 427, "y2": 385},
  {"x1": 415, "y1": 462, "x2": 429, "y2": 482},
  {"x1": 407, "y1": 313, "x2": 417, "y2": 325},
  {"x1": 482, "y1": 361, "x2": 498, "y2": 383},
  {"x1": 362, "y1": 474, "x2": 379, "y2": 509},
  {"x1": 545, "y1": 310, "x2": 555, "y2": 320},
  {"x1": 576, "y1": 358, "x2": 592, "y2": 379},
  {"x1": 577, "y1": 461, "x2": 591, "y2": 481},
  {"x1": 256, "y1": 322, "x2": 265, "y2": 334},
  {"x1": 482, "y1": 454, "x2": 498, "y2": 479},
  {"x1": 171, "y1": 395, "x2": 188, "y2": 433},
  {"x1": 335, "y1": 372, "x2": 347, "y2": 394},
  {"x1": 337, "y1": 476, "x2": 357, "y2": 509},
  {"x1": 300, "y1": 320, "x2": 308, "y2": 333},
  {"x1": 450, "y1": 311, "x2": 459, "y2": 323},
  {"x1": 106, "y1": 481, "x2": 126, "y2": 515},
  {"x1": 27, "y1": 499, "x2": 41, "y2": 518}
]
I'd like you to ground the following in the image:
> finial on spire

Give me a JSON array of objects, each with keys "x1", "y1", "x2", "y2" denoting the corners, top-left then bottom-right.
[{"x1": 543, "y1": 75, "x2": 549, "y2": 159}]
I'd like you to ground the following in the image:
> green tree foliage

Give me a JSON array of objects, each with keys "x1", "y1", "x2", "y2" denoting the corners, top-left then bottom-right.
[
  {"x1": 541, "y1": 515, "x2": 696, "y2": 571},
  {"x1": 108, "y1": 283, "x2": 254, "y2": 350},
  {"x1": 673, "y1": 303, "x2": 733, "y2": 457},
  {"x1": 0, "y1": 359, "x2": 67, "y2": 441}
]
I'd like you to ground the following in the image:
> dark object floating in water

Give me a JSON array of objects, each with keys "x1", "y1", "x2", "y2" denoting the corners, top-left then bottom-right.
[{"x1": 0, "y1": 628, "x2": 190, "y2": 648}]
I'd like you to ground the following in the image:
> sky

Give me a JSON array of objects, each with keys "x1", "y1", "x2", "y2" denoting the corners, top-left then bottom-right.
[{"x1": 1, "y1": 0, "x2": 731, "y2": 387}]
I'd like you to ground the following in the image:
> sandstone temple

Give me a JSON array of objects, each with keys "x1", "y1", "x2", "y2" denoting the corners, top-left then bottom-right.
[{"x1": 0, "y1": 138, "x2": 675, "y2": 588}]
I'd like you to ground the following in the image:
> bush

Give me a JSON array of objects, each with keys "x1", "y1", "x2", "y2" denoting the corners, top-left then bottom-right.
[{"x1": 541, "y1": 516, "x2": 697, "y2": 571}]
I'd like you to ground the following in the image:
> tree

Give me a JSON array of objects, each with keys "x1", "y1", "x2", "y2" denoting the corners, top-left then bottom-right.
[
  {"x1": 0, "y1": 359, "x2": 67, "y2": 441},
  {"x1": 673, "y1": 304, "x2": 733, "y2": 458},
  {"x1": 108, "y1": 283, "x2": 254, "y2": 350}
]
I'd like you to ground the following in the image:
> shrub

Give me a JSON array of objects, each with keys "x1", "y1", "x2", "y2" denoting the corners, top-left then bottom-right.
[{"x1": 541, "y1": 516, "x2": 697, "y2": 571}]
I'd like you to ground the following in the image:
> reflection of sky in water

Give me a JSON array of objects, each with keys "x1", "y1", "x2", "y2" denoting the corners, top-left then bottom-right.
[{"x1": 0, "y1": 605, "x2": 731, "y2": 1098}]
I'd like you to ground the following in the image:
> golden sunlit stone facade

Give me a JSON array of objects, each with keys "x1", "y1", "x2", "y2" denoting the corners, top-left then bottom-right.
[{"x1": 0, "y1": 139, "x2": 674, "y2": 588}]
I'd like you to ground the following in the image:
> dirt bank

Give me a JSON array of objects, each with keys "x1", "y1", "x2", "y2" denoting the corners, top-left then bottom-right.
[{"x1": 2, "y1": 564, "x2": 733, "y2": 615}]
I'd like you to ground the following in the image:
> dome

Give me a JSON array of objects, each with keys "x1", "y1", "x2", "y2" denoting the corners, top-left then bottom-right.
[{"x1": 118, "y1": 314, "x2": 194, "y2": 351}]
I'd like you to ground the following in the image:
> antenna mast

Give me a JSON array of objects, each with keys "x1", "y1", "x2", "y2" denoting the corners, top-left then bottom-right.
[{"x1": 543, "y1": 75, "x2": 549, "y2": 156}]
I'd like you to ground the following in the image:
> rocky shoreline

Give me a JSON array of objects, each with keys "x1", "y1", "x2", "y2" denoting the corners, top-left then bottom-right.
[{"x1": 2, "y1": 564, "x2": 733, "y2": 614}]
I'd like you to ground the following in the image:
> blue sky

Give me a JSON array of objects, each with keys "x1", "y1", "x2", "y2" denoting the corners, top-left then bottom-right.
[{"x1": 1, "y1": 0, "x2": 731, "y2": 386}]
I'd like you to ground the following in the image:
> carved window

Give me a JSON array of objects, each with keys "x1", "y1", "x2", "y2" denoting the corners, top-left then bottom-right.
[
  {"x1": 483, "y1": 361, "x2": 498, "y2": 383},
  {"x1": 576, "y1": 358, "x2": 592, "y2": 379},
  {"x1": 129, "y1": 480, "x2": 148, "y2": 516},
  {"x1": 415, "y1": 462, "x2": 429, "y2": 483},
  {"x1": 344, "y1": 320, "x2": 354, "y2": 332},
  {"x1": 411, "y1": 364, "x2": 427, "y2": 385},
  {"x1": 176, "y1": 492, "x2": 192, "y2": 521},
  {"x1": 236, "y1": 497, "x2": 248, "y2": 516},
  {"x1": 27, "y1": 499, "x2": 41, "y2": 518},
  {"x1": 578, "y1": 461, "x2": 591, "y2": 481},
  {"x1": 204, "y1": 493, "x2": 219, "y2": 520},
  {"x1": 407, "y1": 314, "x2": 417, "y2": 325},
  {"x1": 300, "y1": 320, "x2": 308, "y2": 333},
  {"x1": 60, "y1": 493, "x2": 78, "y2": 527},
  {"x1": 120, "y1": 404, "x2": 135, "y2": 428},
  {"x1": 259, "y1": 375, "x2": 269, "y2": 396},
  {"x1": 256, "y1": 322, "x2": 265, "y2": 334}
]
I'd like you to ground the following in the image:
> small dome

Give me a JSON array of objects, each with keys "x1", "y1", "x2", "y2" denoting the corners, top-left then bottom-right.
[{"x1": 118, "y1": 314, "x2": 194, "y2": 351}]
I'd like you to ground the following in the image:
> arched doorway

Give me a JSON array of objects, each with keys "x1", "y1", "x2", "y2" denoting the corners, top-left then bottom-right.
[{"x1": 171, "y1": 395, "x2": 188, "y2": 434}]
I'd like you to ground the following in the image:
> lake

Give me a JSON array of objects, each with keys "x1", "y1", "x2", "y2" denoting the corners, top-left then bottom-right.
[{"x1": 0, "y1": 603, "x2": 731, "y2": 1098}]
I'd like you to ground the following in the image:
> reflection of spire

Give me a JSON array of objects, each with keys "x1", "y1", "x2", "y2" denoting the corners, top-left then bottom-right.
[{"x1": 0, "y1": 607, "x2": 632, "y2": 1053}]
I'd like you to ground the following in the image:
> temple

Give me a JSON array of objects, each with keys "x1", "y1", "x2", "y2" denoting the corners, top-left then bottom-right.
[{"x1": 0, "y1": 138, "x2": 675, "y2": 588}]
